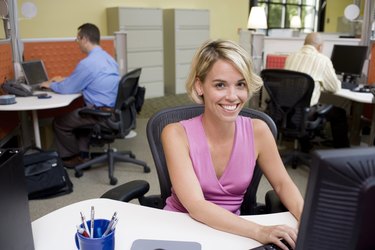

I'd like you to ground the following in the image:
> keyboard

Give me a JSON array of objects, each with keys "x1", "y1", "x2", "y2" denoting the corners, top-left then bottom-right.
[
  {"x1": 353, "y1": 84, "x2": 375, "y2": 93},
  {"x1": 341, "y1": 81, "x2": 359, "y2": 90},
  {"x1": 249, "y1": 243, "x2": 282, "y2": 250},
  {"x1": 249, "y1": 240, "x2": 292, "y2": 250}
]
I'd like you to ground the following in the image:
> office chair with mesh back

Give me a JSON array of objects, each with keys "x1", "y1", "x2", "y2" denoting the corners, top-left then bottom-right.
[
  {"x1": 101, "y1": 104, "x2": 286, "y2": 215},
  {"x1": 74, "y1": 68, "x2": 150, "y2": 185},
  {"x1": 261, "y1": 69, "x2": 332, "y2": 169}
]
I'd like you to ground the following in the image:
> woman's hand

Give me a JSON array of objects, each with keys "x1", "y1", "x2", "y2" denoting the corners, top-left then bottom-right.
[{"x1": 256, "y1": 224, "x2": 297, "y2": 250}]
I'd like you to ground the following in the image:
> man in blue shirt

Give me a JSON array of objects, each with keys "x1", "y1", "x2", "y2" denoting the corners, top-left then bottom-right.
[{"x1": 41, "y1": 23, "x2": 120, "y2": 168}]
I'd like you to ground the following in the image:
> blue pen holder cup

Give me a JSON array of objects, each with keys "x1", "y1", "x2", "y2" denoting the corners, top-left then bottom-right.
[{"x1": 75, "y1": 219, "x2": 115, "y2": 250}]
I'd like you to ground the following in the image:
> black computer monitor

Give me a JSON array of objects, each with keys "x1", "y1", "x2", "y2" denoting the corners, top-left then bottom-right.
[
  {"x1": 296, "y1": 147, "x2": 375, "y2": 250},
  {"x1": 330, "y1": 45, "x2": 368, "y2": 83},
  {"x1": 0, "y1": 149, "x2": 35, "y2": 250},
  {"x1": 21, "y1": 60, "x2": 49, "y2": 86}
]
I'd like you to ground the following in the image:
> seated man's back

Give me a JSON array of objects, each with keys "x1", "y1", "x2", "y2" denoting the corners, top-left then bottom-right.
[{"x1": 284, "y1": 32, "x2": 350, "y2": 149}]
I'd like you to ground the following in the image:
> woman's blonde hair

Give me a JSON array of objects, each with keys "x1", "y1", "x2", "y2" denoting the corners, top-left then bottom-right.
[{"x1": 186, "y1": 39, "x2": 263, "y2": 104}]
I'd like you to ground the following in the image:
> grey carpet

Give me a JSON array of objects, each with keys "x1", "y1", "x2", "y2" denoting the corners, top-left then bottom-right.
[{"x1": 138, "y1": 93, "x2": 193, "y2": 118}]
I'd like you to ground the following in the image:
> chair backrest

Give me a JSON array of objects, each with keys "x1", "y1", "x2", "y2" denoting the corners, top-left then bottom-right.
[
  {"x1": 112, "y1": 68, "x2": 142, "y2": 138},
  {"x1": 146, "y1": 104, "x2": 277, "y2": 215},
  {"x1": 261, "y1": 69, "x2": 314, "y2": 137}
]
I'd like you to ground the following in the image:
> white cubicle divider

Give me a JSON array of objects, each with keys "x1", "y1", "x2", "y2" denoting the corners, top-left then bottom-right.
[
  {"x1": 239, "y1": 31, "x2": 362, "y2": 70},
  {"x1": 263, "y1": 34, "x2": 361, "y2": 58}
]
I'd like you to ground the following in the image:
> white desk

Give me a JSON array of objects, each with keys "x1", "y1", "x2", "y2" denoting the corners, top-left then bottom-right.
[
  {"x1": 0, "y1": 91, "x2": 81, "y2": 148},
  {"x1": 31, "y1": 198, "x2": 297, "y2": 250},
  {"x1": 334, "y1": 88, "x2": 375, "y2": 145},
  {"x1": 335, "y1": 88, "x2": 374, "y2": 104}
]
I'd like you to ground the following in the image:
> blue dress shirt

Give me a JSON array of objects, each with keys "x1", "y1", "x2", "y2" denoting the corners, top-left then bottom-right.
[{"x1": 50, "y1": 47, "x2": 120, "y2": 108}]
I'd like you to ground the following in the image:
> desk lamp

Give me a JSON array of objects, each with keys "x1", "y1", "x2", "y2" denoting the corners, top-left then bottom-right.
[
  {"x1": 247, "y1": 6, "x2": 267, "y2": 75},
  {"x1": 290, "y1": 16, "x2": 301, "y2": 37}
]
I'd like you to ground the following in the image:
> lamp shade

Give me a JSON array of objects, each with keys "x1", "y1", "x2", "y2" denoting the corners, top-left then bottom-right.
[
  {"x1": 290, "y1": 16, "x2": 301, "y2": 29},
  {"x1": 247, "y1": 6, "x2": 267, "y2": 29}
]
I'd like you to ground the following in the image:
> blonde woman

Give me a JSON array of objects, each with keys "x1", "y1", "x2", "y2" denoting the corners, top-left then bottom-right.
[{"x1": 161, "y1": 39, "x2": 303, "y2": 250}]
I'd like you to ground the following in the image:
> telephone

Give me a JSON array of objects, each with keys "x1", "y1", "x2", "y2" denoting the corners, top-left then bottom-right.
[{"x1": 2, "y1": 80, "x2": 33, "y2": 97}]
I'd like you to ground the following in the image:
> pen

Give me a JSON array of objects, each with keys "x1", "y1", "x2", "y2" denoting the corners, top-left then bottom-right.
[
  {"x1": 103, "y1": 218, "x2": 119, "y2": 237},
  {"x1": 110, "y1": 218, "x2": 119, "y2": 232},
  {"x1": 80, "y1": 212, "x2": 91, "y2": 238},
  {"x1": 76, "y1": 225, "x2": 90, "y2": 238},
  {"x1": 102, "y1": 212, "x2": 117, "y2": 236},
  {"x1": 110, "y1": 211, "x2": 117, "y2": 222},
  {"x1": 90, "y1": 206, "x2": 95, "y2": 238}
]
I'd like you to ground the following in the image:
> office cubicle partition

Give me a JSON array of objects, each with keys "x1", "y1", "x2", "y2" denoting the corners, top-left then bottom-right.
[{"x1": 0, "y1": 40, "x2": 20, "y2": 146}]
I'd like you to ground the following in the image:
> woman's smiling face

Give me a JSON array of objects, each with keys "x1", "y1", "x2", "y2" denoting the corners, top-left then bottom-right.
[{"x1": 195, "y1": 59, "x2": 249, "y2": 122}]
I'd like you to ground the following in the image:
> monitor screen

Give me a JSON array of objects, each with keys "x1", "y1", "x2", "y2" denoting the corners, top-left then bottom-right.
[
  {"x1": 330, "y1": 45, "x2": 368, "y2": 78},
  {"x1": 0, "y1": 149, "x2": 35, "y2": 250},
  {"x1": 21, "y1": 60, "x2": 49, "y2": 85},
  {"x1": 296, "y1": 147, "x2": 375, "y2": 250}
]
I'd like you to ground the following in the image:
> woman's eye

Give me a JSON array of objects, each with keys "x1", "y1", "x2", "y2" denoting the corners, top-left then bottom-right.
[
  {"x1": 215, "y1": 82, "x2": 225, "y2": 88},
  {"x1": 237, "y1": 82, "x2": 246, "y2": 88}
]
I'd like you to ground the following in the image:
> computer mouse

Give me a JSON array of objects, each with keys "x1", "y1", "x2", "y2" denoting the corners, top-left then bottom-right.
[{"x1": 35, "y1": 93, "x2": 51, "y2": 99}]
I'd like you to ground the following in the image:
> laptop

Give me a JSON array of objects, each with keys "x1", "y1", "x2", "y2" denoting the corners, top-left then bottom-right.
[
  {"x1": 21, "y1": 59, "x2": 49, "y2": 90},
  {"x1": 0, "y1": 149, "x2": 35, "y2": 250},
  {"x1": 131, "y1": 239, "x2": 201, "y2": 250}
]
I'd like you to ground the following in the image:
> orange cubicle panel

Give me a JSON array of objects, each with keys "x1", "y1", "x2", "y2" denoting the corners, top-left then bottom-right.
[
  {"x1": 367, "y1": 43, "x2": 375, "y2": 84},
  {"x1": 0, "y1": 43, "x2": 14, "y2": 85},
  {"x1": 265, "y1": 54, "x2": 288, "y2": 69},
  {"x1": 0, "y1": 42, "x2": 19, "y2": 143},
  {"x1": 22, "y1": 38, "x2": 115, "y2": 119},
  {"x1": 23, "y1": 39, "x2": 115, "y2": 77}
]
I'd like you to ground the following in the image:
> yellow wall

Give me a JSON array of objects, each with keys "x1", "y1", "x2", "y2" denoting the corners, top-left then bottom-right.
[{"x1": 18, "y1": 0, "x2": 249, "y2": 41}]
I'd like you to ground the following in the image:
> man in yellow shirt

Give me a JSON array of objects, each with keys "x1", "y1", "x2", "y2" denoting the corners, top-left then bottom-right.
[{"x1": 284, "y1": 32, "x2": 350, "y2": 150}]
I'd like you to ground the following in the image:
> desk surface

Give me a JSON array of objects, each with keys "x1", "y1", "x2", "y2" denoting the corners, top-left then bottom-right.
[
  {"x1": 334, "y1": 88, "x2": 375, "y2": 145},
  {"x1": 32, "y1": 198, "x2": 297, "y2": 250},
  {"x1": 0, "y1": 91, "x2": 81, "y2": 148},
  {"x1": 335, "y1": 88, "x2": 374, "y2": 104},
  {"x1": 0, "y1": 91, "x2": 81, "y2": 111}
]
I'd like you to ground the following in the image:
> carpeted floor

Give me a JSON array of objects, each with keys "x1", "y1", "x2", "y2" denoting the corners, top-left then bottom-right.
[{"x1": 138, "y1": 93, "x2": 193, "y2": 118}]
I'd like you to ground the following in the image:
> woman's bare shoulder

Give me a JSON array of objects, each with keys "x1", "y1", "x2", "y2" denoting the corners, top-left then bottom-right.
[
  {"x1": 251, "y1": 118, "x2": 270, "y2": 135},
  {"x1": 161, "y1": 122, "x2": 186, "y2": 140}
]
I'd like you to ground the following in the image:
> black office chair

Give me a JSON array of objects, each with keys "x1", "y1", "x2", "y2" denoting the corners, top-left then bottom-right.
[
  {"x1": 101, "y1": 104, "x2": 285, "y2": 215},
  {"x1": 74, "y1": 68, "x2": 150, "y2": 185},
  {"x1": 261, "y1": 69, "x2": 332, "y2": 169}
]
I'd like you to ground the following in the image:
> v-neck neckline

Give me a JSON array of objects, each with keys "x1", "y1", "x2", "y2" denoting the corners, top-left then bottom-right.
[{"x1": 200, "y1": 115, "x2": 237, "y2": 182}]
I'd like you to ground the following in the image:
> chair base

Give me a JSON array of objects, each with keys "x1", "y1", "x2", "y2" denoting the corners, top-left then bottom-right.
[
  {"x1": 281, "y1": 150, "x2": 311, "y2": 169},
  {"x1": 74, "y1": 149, "x2": 150, "y2": 185}
]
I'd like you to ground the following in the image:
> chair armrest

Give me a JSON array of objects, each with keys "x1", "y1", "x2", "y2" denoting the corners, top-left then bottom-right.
[
  {"x1": 305, "y1": 104, "x2": 333, "y2": 130},
  {"x1": 265, "y1": 190, "x2": 287, "y2": 213},
  {"x1": 121, "y1": 96, "x2": 136, "y2": 110},
  {"x1": 315, "y1": 103, "x2": 333, "y2": 116},
  {"x1": 100, "y1": 180, "x2": 149, "y2": 202},
  {"x1": 78, "y1": 108, "x2": 113, "y2": 118}
]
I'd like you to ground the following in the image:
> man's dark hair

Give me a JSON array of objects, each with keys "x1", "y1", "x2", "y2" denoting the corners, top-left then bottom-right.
[{"x1": 77, "y1": 23, "x2": 100, "y2": 45}]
